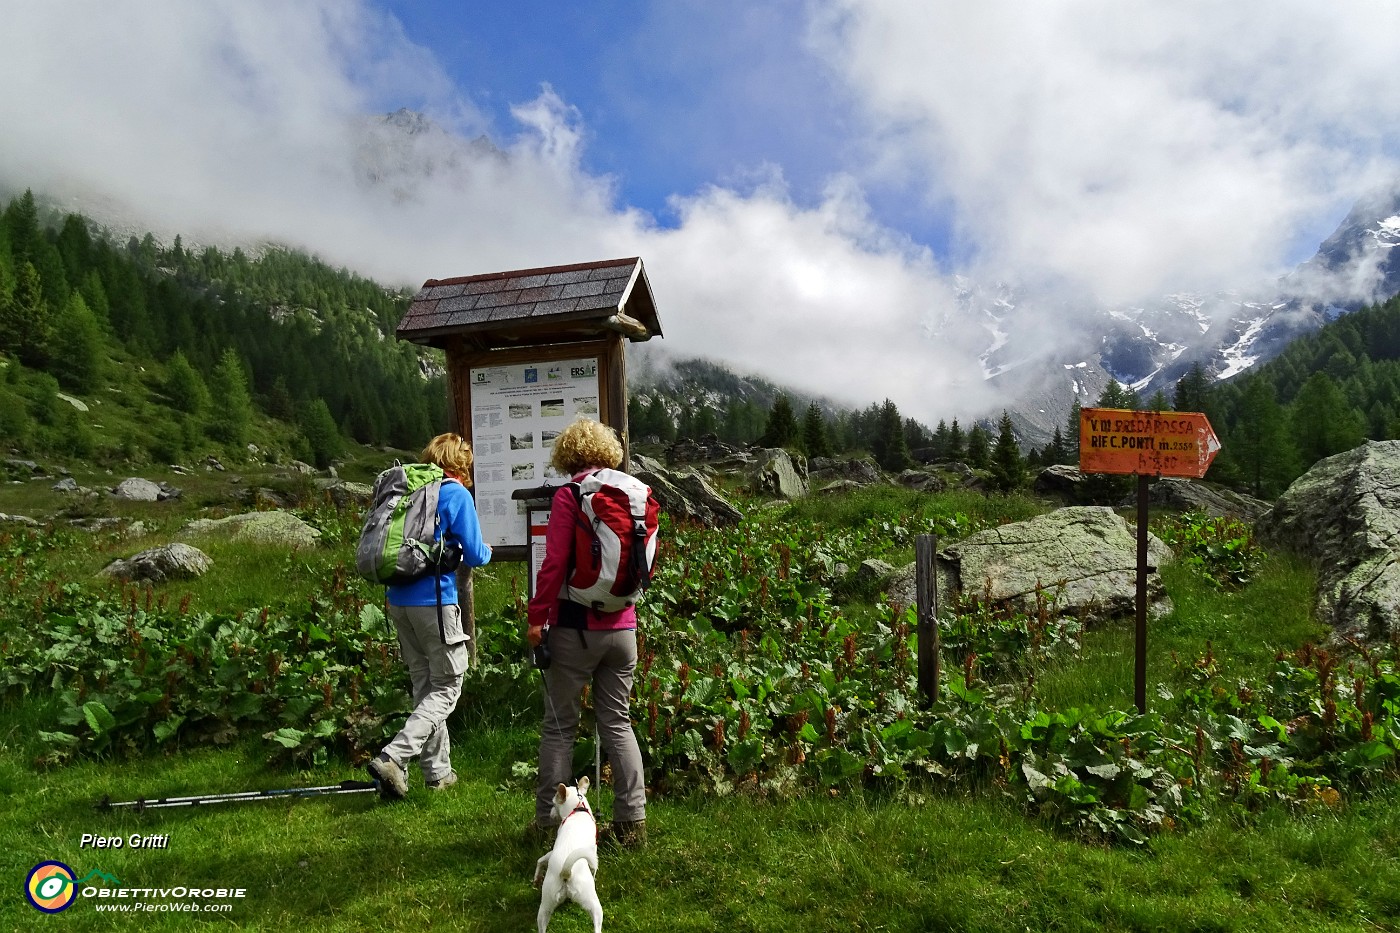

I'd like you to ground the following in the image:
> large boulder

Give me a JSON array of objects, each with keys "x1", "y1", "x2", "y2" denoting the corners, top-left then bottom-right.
[
  {"x1": 810, "y1": 457, "x2": 881, "y2": 485},
  {"x1": 747, "y1": 448, "x2": 808, "y2": 499},
  {"x1": 1255, "y1": 441, "x2": 1400, "y2": 644},
  {"x1": 930, "y1": 506, "x2": 1172, "y2": 623},
  {"x1": 111, "y1": 477, "x2": 163, "y2": 501},
  {"x1": 317, "y1": 480, "x2": 374, "y2": 510},
  {"x1": 2, "y1": 458, "x2": 43, "y2": 478},
  {"x1": 631, "y1": 456, "x2": 744, "y2": 527},
  {"x1": 665, "y1": 434, "x2": 744, "y2": 466},
  {"x1": 1149, "y1": 477, "x2": 1270, "y2": 522},
  {"x1": 1034, "y1": 464, "x2": 1084, "y2": 496},
  {"x1": 182, "y1": 511, "x2": 322, "y2": 549},
  {"x1": 100, "y1": 543, "x2": 211, "y2": 583},
  {"x1": 896, "y1": 469, "x2": 947, "y2": 493}
]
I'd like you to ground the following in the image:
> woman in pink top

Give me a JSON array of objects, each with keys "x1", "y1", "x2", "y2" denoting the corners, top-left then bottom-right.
[{"x1": 526, "y1": 419, "x2": 647, "y2": 848}]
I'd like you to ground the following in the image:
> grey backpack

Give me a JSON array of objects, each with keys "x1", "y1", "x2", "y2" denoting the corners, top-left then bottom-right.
[{"x1": 355, "y1": 463, "x2": 461, "y2": 585}]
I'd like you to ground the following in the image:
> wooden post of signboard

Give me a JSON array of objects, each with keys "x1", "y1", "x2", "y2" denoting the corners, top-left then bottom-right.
[
  {"x1": 915, "y1": 534, "x2": 940, "y2": 704},
  {"x1": 605, "y1": 333, "x2": 630, "y2": 468},
  {"x1": 446, "y1": 353, "x2": 478, "y2": 667},
  {"x1": 1078, "y1": 407, "x2": 1222, "y2": 714},
  {"x1": 1134, "y1": 475, "x2": 1149, "y2": 713}
]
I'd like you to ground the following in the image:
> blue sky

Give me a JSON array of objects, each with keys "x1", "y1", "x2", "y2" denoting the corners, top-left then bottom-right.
[
  {"x1": 3, "y1": 1, "x2": 1400, "y2": 422},
  {"x1": 374, "y1": 0, "x2": 935, "y2": 237}
]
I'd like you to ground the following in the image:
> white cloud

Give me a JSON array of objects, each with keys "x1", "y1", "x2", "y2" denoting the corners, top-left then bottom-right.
[
  {"x1": 0, "y1": 0, "x2": 988, "y2": 423},
  {"x1": 810, "y1": 0, "x2": 1400, "y2": 306},
  {"x1": 2, "y1": 1, "x2": 1398, "y2": 428}
]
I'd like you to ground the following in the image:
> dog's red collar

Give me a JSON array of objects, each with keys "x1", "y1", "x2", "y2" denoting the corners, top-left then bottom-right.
[
  {"x1": 560, "y1": 801, "x2": 598, "y2": 840},
  {"x1": 561, "y1": 801, "x2": 591, "y2": 824}
]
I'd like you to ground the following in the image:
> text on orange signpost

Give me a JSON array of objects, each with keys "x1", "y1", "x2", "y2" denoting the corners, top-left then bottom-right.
[{"x1": 1078, "y1": 407, "x2": 1221, "y2": 478}]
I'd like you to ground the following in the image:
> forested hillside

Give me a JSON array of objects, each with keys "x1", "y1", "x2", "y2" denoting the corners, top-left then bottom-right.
[
  {"x1": 1190, "y1": 294, "x2": 1400, "y2": 498},
  {"x1": 0, "y1": 189, "x2": 936, "y2": 473},
  {"x1": 627, "y1": 355, "x2": 935, "y2": 471},
  {"x1": 0, "y1": 190, "x2": 445, "y2": 468},
  {"x1": 3, "y1": 186, "x2": 1397, "y2": 496}
]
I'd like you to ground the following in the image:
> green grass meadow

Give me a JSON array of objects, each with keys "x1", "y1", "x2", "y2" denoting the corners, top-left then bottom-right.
[
  {"x1": 2, "y1": 465, "x2": 1399, "y2": 932},
  {"x1": 4, "y1": 725, "x2": 1399, "y2": 932}
]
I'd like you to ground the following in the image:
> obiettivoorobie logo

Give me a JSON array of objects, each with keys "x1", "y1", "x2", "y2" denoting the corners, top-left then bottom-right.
[{"x1": 25, "y1": 862, "x2": 122, "y2": 913}]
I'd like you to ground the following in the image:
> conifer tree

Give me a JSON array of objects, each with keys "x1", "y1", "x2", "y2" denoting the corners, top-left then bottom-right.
[
  {"x1": 1291, "y1": 372, "x2": 1366, "y2": 467},
  {"x1": 760, "y1": 393, "x2": 798, "y2": 448},
  {"x1": 1066, "y1": 399, "x2": 1081, "y2": 454},
  {"x1": 1174, "y1": 362, "x2": 1210, "y2": 412},
  {"x1": 1097, "y1": 378, "x2": 1132, "y2": 410},
  {"x1": 694, "y1": 405, "x2": 719, "y2": 439},
  {"x1": 903, "y1": 416, "x2": 930, "y2": 453},
  {"x1": 206, "y1": 348, "x2": 255, "y2": 447},
  {"x1": 871, "y1": 398, "x2": 912, "y2": 470},
  {"x1": 966, "y1": 423, "x2": 990, "y2": 468},
  {"x1": 265, "y1": 374, "x2": 296, "y2": 422},
  {"x1": 828, "y1": 411, "x2": 856, "y2": 453},
  {"x1": 645, "y1": 395, "x2": 676, "y2": 442},
  {"x1": 50, "y1": 293, "x2": 103, "y2": 393},
  {"x1": 1230, "y1": 377, "x2": 1297, "y2": 498},
  {"x1": 299, "y1": 398, "x2": 343, "y2": 468},
  {"x1": 947, "y1": 418, "x2": 965, "y2": 462},
  {"x1": 677, "y1": 405, "x2": 697, "y2": 441},
  {"x1": 989, "y1": 410, "x2": 1024, "y2": 493},
  {"x1": 801, "y1": 402, "x2": 832, "y2": 458},
  {"x1": 1047, "y1": 425, "x2": 1069, "y2": 465},
  {"x1": 0, "y1": 261, "x2": 52, "y2": 367},
  {"x1": 932, "y1": 419, "x2": 950, "y2": 459},
  {"x1": 165, "y1": 350, "x2": 210, "y2": 415}
]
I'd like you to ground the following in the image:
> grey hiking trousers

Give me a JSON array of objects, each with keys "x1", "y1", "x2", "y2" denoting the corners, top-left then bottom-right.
[
  {"x1": 381, "y1": 602, "x2": 468, "y2": 783},
  {"x1": 536, "y1": 627, "x2": 647, "y2": 824}
]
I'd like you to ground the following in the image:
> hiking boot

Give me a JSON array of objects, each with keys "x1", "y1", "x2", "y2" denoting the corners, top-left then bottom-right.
[
  {"x1": 367, "y1": 754, "x2": 408, "y2": 799},
  {"x1": 524, "y1": 818, "x2": 556, "y2": 847},
  {"x1": 609, "y1": 819, "x2": 647, "y2": 850},
  {"x1": 425, "y1": 771, "x2": 457, "y2": 791}
]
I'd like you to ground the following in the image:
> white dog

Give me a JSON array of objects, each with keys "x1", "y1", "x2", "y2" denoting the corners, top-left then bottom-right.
[{"x1": 533, "y1": 776, "x2": 603, "y2": 933}]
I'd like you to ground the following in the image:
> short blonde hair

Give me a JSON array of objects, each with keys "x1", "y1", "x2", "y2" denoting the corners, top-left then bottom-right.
[
  {"x1": 420, "y1": 432, "x2": 474, "y2": 485},
  {"x1": 551, "y1": 419, "x2": 623, "y2": 474}
]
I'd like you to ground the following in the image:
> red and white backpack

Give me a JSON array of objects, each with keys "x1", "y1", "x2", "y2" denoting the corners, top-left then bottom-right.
[{"x1": 562, "y1": 468, "x2": 660, "y2": 612}]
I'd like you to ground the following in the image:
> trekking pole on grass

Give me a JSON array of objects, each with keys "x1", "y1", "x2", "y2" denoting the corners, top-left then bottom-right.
[{"x1": 97, "y1": 779, "x2": 381, "y2": 812}]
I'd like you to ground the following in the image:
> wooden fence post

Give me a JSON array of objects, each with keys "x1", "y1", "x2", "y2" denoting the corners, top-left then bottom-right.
[{"x1": 915, "y1": 534, "x2": 940, "y2": 704}]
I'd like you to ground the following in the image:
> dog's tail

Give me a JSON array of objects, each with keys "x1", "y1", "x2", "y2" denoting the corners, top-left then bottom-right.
[{"x1": 558, "y1": 847, "x2": 599, "y2": 882}]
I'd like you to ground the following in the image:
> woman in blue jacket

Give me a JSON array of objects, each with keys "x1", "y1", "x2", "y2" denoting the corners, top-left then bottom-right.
[{"x1": 368, "y1": 433, "x2": 491, "y2": 798}]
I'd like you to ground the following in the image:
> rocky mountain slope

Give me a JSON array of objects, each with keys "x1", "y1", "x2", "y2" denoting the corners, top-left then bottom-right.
[{"x1": 975, "y1": 187, "x2": 1400, "y2": 445}]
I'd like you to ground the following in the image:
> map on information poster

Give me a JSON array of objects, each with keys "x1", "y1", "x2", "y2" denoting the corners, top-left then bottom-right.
[{"x1": 469, "y1": 357, "x2": 602, "y2": 547}]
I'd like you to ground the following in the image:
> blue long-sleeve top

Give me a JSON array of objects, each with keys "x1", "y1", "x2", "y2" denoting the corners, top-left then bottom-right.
[{"x1": 385, "y1": 480, "x2": 491, "y2": 607}]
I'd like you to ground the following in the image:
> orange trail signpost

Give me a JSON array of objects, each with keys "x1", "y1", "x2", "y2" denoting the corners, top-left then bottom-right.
[{"x1": 1079, "y1": 407, "x2": 1222, "y2": 712}]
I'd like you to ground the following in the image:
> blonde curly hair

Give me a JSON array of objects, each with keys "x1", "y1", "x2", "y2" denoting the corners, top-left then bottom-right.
[
  {"x1": 550, "y1": 419, "x2": 623, "y2": 475},
  {"x1": 420, "y1": 432, "x2": 475, "y2": 485}
]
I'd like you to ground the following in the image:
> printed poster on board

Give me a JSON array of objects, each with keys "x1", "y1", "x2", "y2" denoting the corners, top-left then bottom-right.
[
  {"x1": 527, "y1": 508, "x2": 551, "y2": 598},
  {"x1": 469, "y1": 358, "x2": 602, "y2": 547}
]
